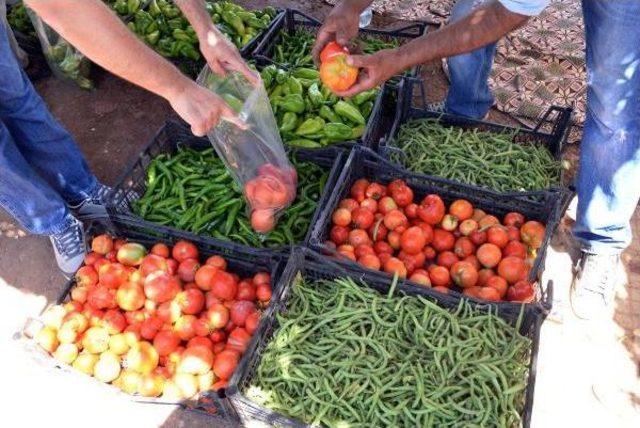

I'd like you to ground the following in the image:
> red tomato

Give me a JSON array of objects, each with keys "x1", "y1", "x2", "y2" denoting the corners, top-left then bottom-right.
[
  {"x1": 358, "y1": 254, "x2": 381, "y2": 271},
  {"x1": 360, "y1": 198, "x2": 378, "y2": 213},
  {"x1": 487, "y1": 226, "x2": 509, "y2": 249},
  {"x1": 332, "y1": 208, "x2": 352, "y2": 227},
  {"x1": 151, "y1": 243, "x2": 170, "y2": 258},
  {"x1": 177, "y1": 258, "x2": 200, "y2": 283},
  {"x1": 245, "y1": 311, "x2": 260, "y2": 335},
  {"x1": 415, "y1": 223, "x2": 434, "y2": 245},
  {"x1": 354, "y1": 244, "x2": 375, "y2": 259},
  {"x1": 140, "y1": 254, "x2": 170, "y2": 277},
  {"x1": 172, "y1": 240, "x2": 199, "y2": 263},
  {"x1": 391, "y1": 185, "x2": 414, "y2": 207},
  {"x1": 140, "y1": 316, "x2": 163, "y2": 340},
  {"x1": 440, "y1": 214, "x2": 459, "y2": 232},
  {"x1": 477, "y1": 268, "x2": 496, "y2": 287},
  {"x1": 350, "y1": 179, "x2": 369, "y2": 202},
  {"x1": 503, "y1": 240, "x2": 527, "y2": 259},
  {"x1": 436, "y1": 251, "x2": 459, "y2": 269},
  {"x1": 400, "y1": 226, "x2": 427, "y2": 255},
  {"x1": 352, "y1": 208, "x2": 374, "y2": 229},
  {"x1": 236, "y1": 280, "x2": 256, "y2": 301},
  {"x1": 387, "y1": 230, "x2": 401, "y2": 250},
  {"x1": 428, "y1": 265, "x2": 451, "y2": 287},
  {"x1": 348, "y1": 229, "x2": 371, "y2": 247},
  {"x1": 230, "y1": 301, "x2": 256, "y2": 327},
  {"x1": 154, "y1": 330, "x2": 181, "y2": 356},
  {"x1": 383, "y1": 257, "x2": 407, "y2": 278},
  {"x1": 339, "y1": 198, "x2": 359, "y2": 211},
  {"x1": 423, "y1": 245, "x2": 436, "y2": 260},
  {"x1": 209, "y1": 270, "x2": 238, "y2": 301},
  {"x1": 213, "y1": 350, "x2": 240, "y2": 381},
  {"x1": 319, "y1": 41, "x2": 349, "y2": 62},
  {"x1": 503, "y1": 212, "x2": 526, "y2": 228},
  {"x1": 98, "y1": 263, "x2": 128, "y2": 289},
  {"x1": 383, "y1": 209, "x2": 408, "y2": 230},
  {"x1": 87, "y1": 285, "x2": 117, "y2": 309},
  {"x1": 405, "y1": 203, "x2": 419, "y2": 219},
  {"x1": 205, "y1": 255, "x2": 227, "y2": 270},
  {"x1": 449, "y1": 199, "x2": 474, "y2": 221},
  {"x1": 432, "y1": 229, "x2": 455, "y2": 252},
  {"x1": 75, "y1": 266, "x2": 98, "y2": 288},
  {"x1": 398, "y1": 251, "x2": 426, "y2": 274},
  {"x1": 497, "y1": 256, "x2": 527, "y2": 284},
  {"x1": 478, "y1": 215, "x2": 500, "y2": 229},
  {"x1": 116, "y1": 243, "x2": 147, "y2": 267},
  {"x1": 330, "y1": 225, "x2": 349, "y2": 245},
  {"x1": 409, "y1": 270, "x2": 431, "y2": 287},
  {"x1": 373, "y1": 241, "x2": 393, "y2": 255},
  {"x1": 226, "y1": 327, "x2": 252, "y2": 353},
  {"x1": 459, "y1": 219, "x2": 478, "y2": 236},
  {"x1": 368, "y1": 220, "x2": 388, "y2": 242},
  {"x1": 520, "y1": 221, "x2": 546, "y2": 249},
  {"x1": 194, "y1": 265, "x2": 217, "y2": 291},
  {"x1": 144, "y1": 271, "x2": 180, "y2": 303},
  {"x1": 256, "y1": 283, "x2": 272, "y2": 303},
  {"x1": 188, "y1": 336, "x2": 213, "y2": 350},
  {"x1": 175, "y1": 289, "x2": 205, "y2": 315},
  {"x1": 477, "y1": 243, "x2": 502, "y2": 268},
  {"x1": 251, "y1": 209, "x2": 276, "y2": 233},
  {"x1": 469, "y1": 230, "x2": 488, "y2": 246},
  {"x1": 464, "y1": 255, "x2": 481, "y2": 270},
  {"x1": 320, "y1": 54, "x2": 358, "y2": 92},
  {"x1": 102, "y1": 309, "x2": 126, "y2": 334},
  {"x1": 485, "y1": 276, "x2": 508, "y2": 298},
  {"x1": 418, "y1": 195, "x2": 445, "y2": 225},
  {"x1": 506, "y1": 281, "x2": 535, "y2": 302},
  {"x1": 477, "y1": 287, "x2": 501, "y2": 302},
  {"x1": 92, "y1": 234, "x2": 113, "y2": 255},
  {"x1": 378, "y1": 196, "x2": 398, "y2": 215},
  {"x1": 450, "y1": 261, "x2": 479, "y2": 288},
  {"x1": 454, "y1": 237, "x2": 476, "y2": 258}
]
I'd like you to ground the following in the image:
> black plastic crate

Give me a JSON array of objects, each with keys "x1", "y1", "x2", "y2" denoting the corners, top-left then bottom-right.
[
  {"x1": 20, "y1": 216, "x2": 285, "y2": 424},
  {"x1": 309, "y1": 145, "x2": 564, "y2": 312},
  {"x1": 107, "y1": 119, "x2": 345, "y2": 257},
  {"x1": 226, "y1": 247, "x2": 548, "y2": 428},
  {"x1": 252, "y1": 9, "x2": 427, "y2": 78},
  {"x1": 380, "y1": 78, "x2": 575, "y2": 208}
]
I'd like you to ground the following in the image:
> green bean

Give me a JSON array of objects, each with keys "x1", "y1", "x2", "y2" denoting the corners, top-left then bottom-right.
[{"x1": 388, "y1": 118, "x2": 562, "y2": 192}]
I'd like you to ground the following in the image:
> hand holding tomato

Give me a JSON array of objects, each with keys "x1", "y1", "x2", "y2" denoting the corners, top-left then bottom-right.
[
  {"x1": 312, "y1": 1, "x2": 365, "y2": 63},
  {"x1": 330, "y1": 50, "x2": 403, "y2": 97}
]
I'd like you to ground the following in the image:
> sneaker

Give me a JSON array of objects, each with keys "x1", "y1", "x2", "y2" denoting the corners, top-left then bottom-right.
[
  {"x1": 69, "y1": 183, "x2": 113, "y2": 219},
  {"x1": 49, "y1": 217, "x2": 86, "y2": 275},
  {"x1": 426, "y1": 101, "x2": 446, "y2": 113},
  {"x1": 570, "y1": 252, "x2": 622, "y2": 320}
]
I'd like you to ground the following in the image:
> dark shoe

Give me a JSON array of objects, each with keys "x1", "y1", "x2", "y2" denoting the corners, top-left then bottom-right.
[
  {"x1": 49, "y1": 217, "x2": 86, "y2": 275},
  {"x1": 570, "y1": 252, "x2": 622, "y2": 320}
]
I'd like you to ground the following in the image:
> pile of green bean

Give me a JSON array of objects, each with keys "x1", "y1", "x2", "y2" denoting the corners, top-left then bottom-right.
[
  {"x1": 270, "y1": 28, "x2": 399, "y2": 69},
  {"x1": 389, "y1": 118, "x2": 562, "y2": 192},
  {"x1": 132, "y1": 147, "x2": 329, "y2": 247},
  {"x1": 246, "y1": 275, "x2": 531, "y2": 427}
]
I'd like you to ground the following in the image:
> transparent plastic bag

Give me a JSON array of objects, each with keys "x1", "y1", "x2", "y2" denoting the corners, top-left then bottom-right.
[
  {"x1": 197, "y1": 66, "x2": 297, "y2": 234},
  {"x1": 27, "y1": 9, "x2": 93, "y2": 89}
]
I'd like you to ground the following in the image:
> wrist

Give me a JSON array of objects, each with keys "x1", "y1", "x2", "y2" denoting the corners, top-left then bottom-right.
[{"x1": 160, "y1": 73, "x2": 193, "y2": 103}]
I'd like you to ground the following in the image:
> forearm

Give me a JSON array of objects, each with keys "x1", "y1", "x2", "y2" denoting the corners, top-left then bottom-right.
[
  {"x1": 25, "y1": 0, "x2": 191, "y2": 100},
  {"x1": 394, "y1": 1, "x2": 528, "y2": 71}
]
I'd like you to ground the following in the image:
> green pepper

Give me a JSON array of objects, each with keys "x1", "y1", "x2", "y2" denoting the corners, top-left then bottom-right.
[
  {"x1": 211, "y1": 13, "x2": 221, "y2": 24},
  {"x1": 115, "y1": 0, "x2": 129, "y2": 15},
  {"x1": 212, "y1": 2, "x2": 223, "y2": 14},
  {"x1": 353, "y1": 89, "x2": 377, "y2": 105},
  {"x1": 293, "y1": 68, "x2": 320, "y2": 80},
  {"x1": 319, "y1": 105, "x2": 342, "y2": 123},
  {"x1": 279, "y1": 112, "x2": 298, "y2": 132},
  {"x1": 361, "y1": 101, "x2": 374, "y2": 118},
  {"x1": 307, "y1": 83, "x2": 324, "y2": 108},
  {"x1": 127, "y1": 0, "x2": 141, "y2": 15},
  {"x1": 350, "y1": 125, "x2": 365, "y2": 139},
  {"x1": 334, "y1": 101, "x2": 366, "y2": 125},
  {"x1": 167, "y1": 17, "x2": 183, "y2": 30},
  {"x1": 275, "y1": 68, "x2": 289, "y2": 84},
  {"x1": 278, "y1": 94, "x2": 305, "y2": 114},
  {"x1": 324, "y1": 123, "x2": 353, "y2": 141},
  {"x1": 149, "y1": 0, "x2": 162, "y2": 17},
  {"x1": 222, "y1": 11, "x2": 245, "y2": 35},
  {"x1": 172, "y1": 29, "x2": 192, "y2": 42},
  {"x1": 145, "y1": 30, "x2": 160, "y2": 45},
  {"x1": 287, "y1": 76, "x2": 303, "y2": 95},
  {"x1": 264, "y1": 6, "x2": 277, "y2": 18},
  {"x1": 246, "y1": 16, "x2": 267, "y2": 29},
  {"x1": 269, "y1": 84, "x2": 284, "y2": 98},
  {"x1": 287, "y1": 138, "x2": 322, "y2": 148},
  {"x1": 295, "y1": 117, "x2": 325, "y2": 136}
]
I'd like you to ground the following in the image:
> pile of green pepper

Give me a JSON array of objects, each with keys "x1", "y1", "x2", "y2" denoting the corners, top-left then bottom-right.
[
  {"x1": 132, "y1": 147, "x2": 329, "y2": 247},
  {"x1": 246, "y1": 275, "x2": 531, "y2": 427},
  {"x1": 104, "y1": 0, "x2": 144, "y2": 18},
  {"x1": 47, "y1": 40, "x2": 93, "y2": 90},
  {"x1": 7, "y1": 1, "x2": 35, "y2": 37},
  {"x1": 269, "y1": 28, "x2": 399, "y2": 69},
  {"x1": 129, "y1": 0, "x2": 277, "y2": 65},
  {"x1": 261, "y1": 64, "x2": 378, "y2": 148}
]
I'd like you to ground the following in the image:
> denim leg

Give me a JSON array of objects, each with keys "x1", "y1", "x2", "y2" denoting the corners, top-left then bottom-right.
[
  {"x1": 0, "y1": 119, "x2": 74, "y2": 234},
  {"x1": 0, "y1": 19, "x2": 97, "y2": 204},
  {"x1": 445, "y1": 0, "x2": 497, "y2": 119},
  {"x1": 573, "y1": 0, "x2": 640, "y2": 254}
]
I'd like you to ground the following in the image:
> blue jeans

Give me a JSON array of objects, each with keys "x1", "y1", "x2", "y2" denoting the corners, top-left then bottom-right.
[
  {"x1": 446, "y1": 0, "x2": 640, "y2": 254},
  {"x1": 0, "y1": 20, "x2": 96, "y2": 235}
]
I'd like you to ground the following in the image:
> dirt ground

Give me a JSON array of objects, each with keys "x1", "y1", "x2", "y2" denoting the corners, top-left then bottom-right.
[{"x1": 0, "y1": 1, "x2": 638, "y2": 427}]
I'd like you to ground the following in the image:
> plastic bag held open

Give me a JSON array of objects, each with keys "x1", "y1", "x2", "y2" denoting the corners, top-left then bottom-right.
[{"x1": 197, "y1": 66, "x2": 297, "y2": 234}]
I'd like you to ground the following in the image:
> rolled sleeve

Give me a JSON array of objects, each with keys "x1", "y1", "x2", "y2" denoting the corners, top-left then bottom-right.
[{"x1": 498, "y1": 0, "x2": 549, "y2": 16}]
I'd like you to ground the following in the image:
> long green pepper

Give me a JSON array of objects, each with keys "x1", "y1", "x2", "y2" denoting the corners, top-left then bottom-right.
[{"x1": 132, "y1": 147, "x2": 329, "y2": 248}]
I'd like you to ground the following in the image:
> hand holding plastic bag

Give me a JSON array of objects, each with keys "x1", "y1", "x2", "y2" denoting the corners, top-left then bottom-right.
[{"x1": 197, "y1": 66, "x2": 297, "y2": 234}]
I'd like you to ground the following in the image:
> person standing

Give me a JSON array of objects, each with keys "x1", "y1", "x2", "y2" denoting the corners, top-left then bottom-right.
[
  {"x1": 1, "y1": 0, "x2": 255, "y2": 274},
  {"x1": 314, "y1": 0, "x2": 640, "y2": 320}
]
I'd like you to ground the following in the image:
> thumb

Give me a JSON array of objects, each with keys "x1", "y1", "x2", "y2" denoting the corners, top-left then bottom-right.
[
  {"x1": 335, "y1": 32, "x2": 351, "y2": 47},
  {"x1": 346, "y1": 54, "x2": 373, "y2": 68}
]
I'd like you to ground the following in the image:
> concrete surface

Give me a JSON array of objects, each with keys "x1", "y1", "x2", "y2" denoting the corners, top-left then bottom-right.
[{"x1": 1, "y1": 1, "x2": 639, "y2": 427}]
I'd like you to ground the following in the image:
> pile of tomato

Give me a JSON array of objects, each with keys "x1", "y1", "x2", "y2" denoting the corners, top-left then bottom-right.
[
  {"x1": 34, "y1": 235, "x2": 271, "y2": 399},
  {"x1": 325, "y1": 178, "x2": 547, "y2": 302}
]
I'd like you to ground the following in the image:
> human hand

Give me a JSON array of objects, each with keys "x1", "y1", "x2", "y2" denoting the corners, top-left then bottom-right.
[
  {"x1": 312, "y1": 1, "x2": 364, "y2": 63},
  {"x1": 167, "y1": 79, "x2": 244, "y2": 136},
  {"x1": 333, "y1": 50, "x2": 404, "y2": 97},
  {"x1": 200, "y1": 27, "x2": 259, "y2": 86}
]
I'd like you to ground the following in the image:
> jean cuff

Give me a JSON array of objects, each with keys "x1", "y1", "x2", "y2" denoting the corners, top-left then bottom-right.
[{"x1": 66, "y1": 179, "x2": 99, "y2": 207}]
